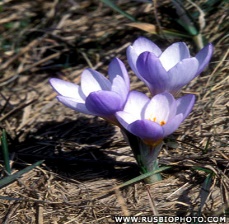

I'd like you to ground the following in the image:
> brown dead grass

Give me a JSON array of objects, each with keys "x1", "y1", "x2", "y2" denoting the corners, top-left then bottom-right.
[{"x1": 0, "y1": 0, "x2": 228, "y2": 223}]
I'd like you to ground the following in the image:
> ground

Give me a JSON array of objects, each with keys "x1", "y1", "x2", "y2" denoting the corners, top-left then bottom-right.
[{"x1": 0, "y1": 0, "x2": 228, "y2": 223}]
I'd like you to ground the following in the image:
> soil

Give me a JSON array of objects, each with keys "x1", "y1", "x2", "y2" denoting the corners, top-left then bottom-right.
[{"x1": 0, "y1": 0, "x2": 228, "y2": 223}]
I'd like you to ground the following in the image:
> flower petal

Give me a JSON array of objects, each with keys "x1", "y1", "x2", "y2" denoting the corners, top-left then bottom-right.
[
  {"x1": 162, "y1": 114, "x2": 183, "y2": 137},
  {"x1": 81, "y1": 69, "x2": 111, "y2": 97},
  {"x1": 159, "y1": 42, "x2": 190, "y2": 71},
  {"x1": 49, "y1": 78, "x2": 85, "y2": 100},
  {"x1": 195, "y1": 43, "x2": 214, "y2": 75},
  {"x1": 127, "y1": 37, "x2": 161, "y2": 77},
  {"x1": 128, "y1": 119, "x2": 164, "y2": 142},
  {"x1": 167, "y1": 57, "x2": 199, "y2": 94},
  {"x1": 57, "y1": 96, "x2": 92, "y2": 114},
  {"x1": 136, "y1": 52, "x2": 168, "y2": 95},
  {"x1": 111, "y1": 75, "x2": 128, "y2": 103},
  {"x1": 85, "y1": 91, "x2": 123, "y2": 116},
  {"x1": 116, "y1": 111, "x2": 139, "y2": 129},
  {"x1": 108, "y1": 57, "x2": 130, "y2": 90},
  {"x1": 176, "y1": 94, "x2": 195, "y2": 121},
  {"x1": 144, "y1": 93, "x2": 177, "y2": 123},
  {"x1": 128, "y1": 36, "x2": 162, "y2": 57},
  {"x1": 123, "y1": 91, "x2": 150, "y2": 119}
]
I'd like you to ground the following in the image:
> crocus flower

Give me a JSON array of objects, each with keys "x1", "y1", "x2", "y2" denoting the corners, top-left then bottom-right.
[
  {"x1": 49, "y1": 57, "x2": 130, "y2": 123},
  {"x1": 116, "y1": 91, "x2": 195, "y2": 146},
  {"x1": 127, "y1": 37, "x2": 213, "y2": 95}
]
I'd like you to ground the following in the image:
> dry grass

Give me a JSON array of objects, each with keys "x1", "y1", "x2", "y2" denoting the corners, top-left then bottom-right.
[{"x1": 0, "y1": 0, "x2": 228, "y2": 223}]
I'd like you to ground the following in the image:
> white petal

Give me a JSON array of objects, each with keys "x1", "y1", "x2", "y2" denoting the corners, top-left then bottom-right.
[
  {"x1": 162, "y1": 114, "x2": 183, "y2": 137},
  {"x1": 81, "y1": 69, "x2": 111, "y2": 96},
  {"x1": 49, "y1": 78, "x2": 86, "y2": 102},
  {"x1": 111, "y1": 75, "x2": 128, "y2": 102},
  {"x1": 123, "y1": 91, "x2": 149, "y2": 119},
  {"x1": 144, "y1": 93, "x2": 176, "y2": 124},
  {"x1": 159, "y1": 42, "x2": 190, "y2": 71},
  {"x1": 167, "y1": 57, "x2": 199, "y2": 93},
  {"x1": 130, "y1": 37, "x2": 162, "y2": 57},
  {"x1": 50, "y1": 78, "x2": 83, "y2": 98},
  {"x1": 116, "y1": 111, "x2": 138, "y2": 129},
  {"x1": 57, "y1": 96, "x2": 93, "y2": 115},
  {"x1": 108, "y1": 57, "x2": 130, "y2": 89}
]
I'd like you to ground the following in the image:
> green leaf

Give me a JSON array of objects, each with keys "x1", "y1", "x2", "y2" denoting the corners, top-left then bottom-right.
[
  {"x1": 0, "y1": 160, "x2": 44, "y2": 189},
  {"x1": 172, "y1": 0, "x2": 199, "y2": 36},
  {"x1": 100, "y1": 0, "x2": 136, "y2": 22},
  {"x1": 116, "y1": 166, "x2": 171, "y2": 189}
]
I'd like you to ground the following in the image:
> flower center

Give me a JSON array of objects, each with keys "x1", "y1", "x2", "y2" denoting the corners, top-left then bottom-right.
[{"x1": 149, "y1": 116, "x2": 166, "y2": 126}]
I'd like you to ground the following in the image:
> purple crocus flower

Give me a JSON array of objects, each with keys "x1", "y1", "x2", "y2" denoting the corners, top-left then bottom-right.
[
  {"x1": 116, "y1": 91, "x2": 195, "y2": 146},
  {"x1": 50, "y1": 58, "x2": 130, "y2": 123},
  {"x1": 127, "y1": 37, "x2": 213, "y2": 95}
]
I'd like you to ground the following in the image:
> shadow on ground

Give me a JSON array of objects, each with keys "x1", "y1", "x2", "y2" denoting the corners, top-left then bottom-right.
[{"x1": 8, "y1": 116, "x2": 138, "y2": 182}]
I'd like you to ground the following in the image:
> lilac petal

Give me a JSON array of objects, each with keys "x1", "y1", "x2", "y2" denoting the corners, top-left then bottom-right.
[
  {"x1": 137, "y1": 52, "x2": 168, "y2": 95},
  {"x1": 111, "y1": 75, "x2": 128, "y2": 103},
  {"x1": 128, "y1": 37, "x2": 162, "y2": 57},
  {"x1": 123, "y1": 91, "x2": 150, "y2": 118},
  {"x1": 167, "y1": 57, "x2": 199, "y2": 93},
  {"x1": 162, "y1": 114, "x2": 183, "y2": 137},
  {"x1": 50, "y1": 78, "x2": 85, "y2": 99},
  {"x1": 176, "y1": 94, "x2": 195, "y2": 121},
  {"x1": 116, "y1": 111, "x2": 139, "y2": 130},
  {"x1": 127, "y1": 42, "x2": 157, "y2": 94},
  {"x1": 127, "y1": 46, "x2": 140, "y2": 77},
  {"x1": 81, "y1": 69, "x2": 111, "y2": 97},
  {"x1": 144, "y1": 93, "x2": 176, "y2": 123},
  {"x1": 108, "y1": 57, "x2": 130, "y2": 89},
  {"x1": 159, "y1": 42, "x2": 190, "y2": 71},
  {"x1": 85, "y1": 91, "x2": 123, "y2": 116},
  {"x1": 195, "y1": 43, "x2": 214, "y2": 75},
  {"x1": 128, "y1": 119, "x2": 164, "y2": 142},
  {"x1": 127, "y1": 37, "x2": 161, "y2": 78},
  {"x1": 57, "y1": 96, "x2": 92, "y2": 115}
]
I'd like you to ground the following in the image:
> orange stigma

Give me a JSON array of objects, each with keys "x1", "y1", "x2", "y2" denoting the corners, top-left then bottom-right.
[{"x1": 149, "y1": 116, "x2": 166, "y2": 126}]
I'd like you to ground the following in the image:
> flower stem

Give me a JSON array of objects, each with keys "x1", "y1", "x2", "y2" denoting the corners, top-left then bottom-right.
[{"x1": 121, "y1": 129, "x2": 163, "y2": 184}]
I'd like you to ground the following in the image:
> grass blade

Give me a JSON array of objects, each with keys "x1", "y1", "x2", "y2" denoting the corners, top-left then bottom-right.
[
  {"x1": 0, "y1": 160, "x2": 44, "y2": 189},
  {"x1": 1, "y1": 129, "x2": 11, "y2": 174},
  {"x1": 192, "y1": 166, "x2": 213, "y2": 174},
  {"x1": 127, "y1": 22, "x2": 191, "y2": 38},
  {"x1": 100, "y1": 0, "x2": 136, "y2": 22},
  {"x1": 198, "y1": 172, "x2": 213, "y2": 215},
  {"x1": 117, "y1": 166, "x2": 171, "y2": 189}
]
